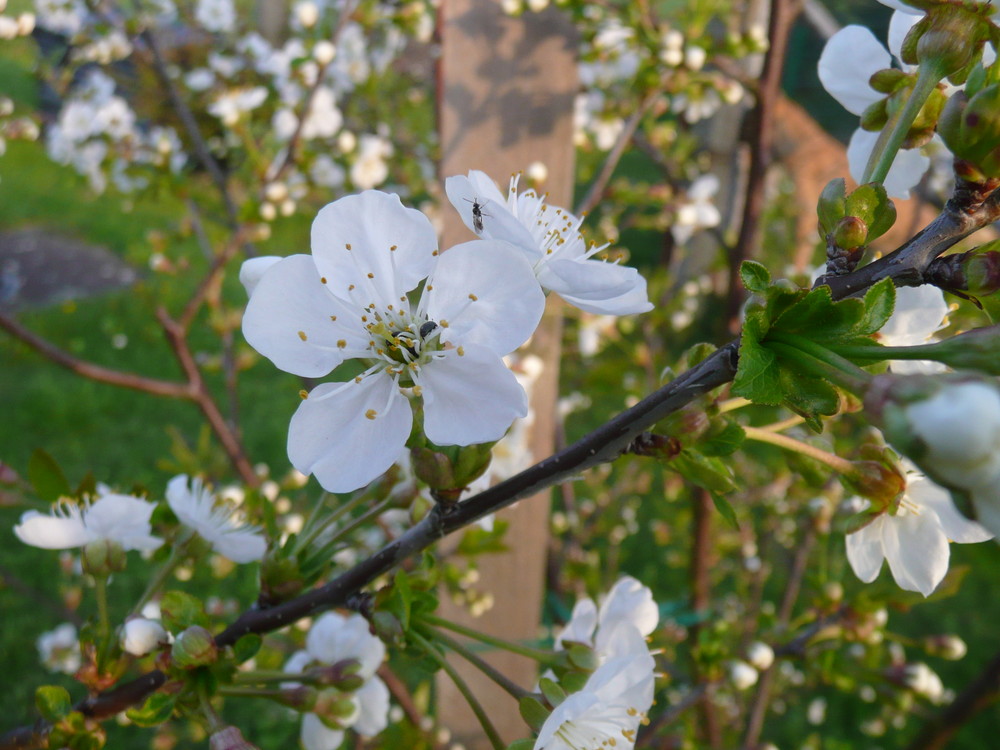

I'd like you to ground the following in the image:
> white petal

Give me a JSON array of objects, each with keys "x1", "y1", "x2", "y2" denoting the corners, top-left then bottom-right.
[
  {"x1": 300, "y1": 714, "x2": 345, "y2": 750},
  {"x1": 210, "y1": 527, "x2": 268, "y2": 563},
  {"x1": 556, "y1": 598, "x2": 598, "y2": 648},
  {"x1": 880, "y1": 285, "x2": 947, "y2": 347},
  {"x1": 14, "y1": 509, "x2": 90, "y2": 549},
  {"x1": 242, "y1": 255, "x2": 367, "y2": 378},
  {"x1": 426, "y1": 240, "x2": 544, "y2": 356},
  {"x1": 847, "y1": 128, "x2": 929, "y2": 198},
  {"x1": 888, "y1": 10, "x2": 921, "y2": 63},
  {"x1": 909, "y1": 476, "x2": 993, "y2": 544},
  {"x1": 445, "y1": 172, "x2": 509, "y2": 237},
  {"x1": 417, "y1": 345, "x2": 527, "y2": 446},
  {"x1": 238, "y1": 255, "x2": 281, "y2": 297},
  {"x1": 85, "y1": 494, "x2": 162, "y2": 551},
  {"x1": 881, "y1": 509, "x2": 949, "y2": 596},
  {"x1": 288, "y1": 375, "x2": 412, "y2": 494},
  {"x1": 310, "y1": 191, "x2": 437, "y2": 307},
  {"x1": 972, "y1": 485, "x2": 1000, "y2": 538},
  {"x1": 306, "y1": 613, "x2": 347, "y2": 663},
  {"x1": 878, "y1": 0, "x2": 923, "y2": 14},
  {"x1": 352, "y1": 677, "x2": 390, "y2": 736},
  {"x1": 539, "y1": 258, "x2": 653, "y2": 315},
  {"x1": 595, "y1": 620, "x2": 652, "y2": 662},
  {"x1": 818, "y1": 26, "x2": 890, "y2": 116},
  {"x1": 598, "y1": 576, "x2": 659, "y2": 637},
  {"x1": 845, "y1": 520, "x2": 886, "y2": 583}
]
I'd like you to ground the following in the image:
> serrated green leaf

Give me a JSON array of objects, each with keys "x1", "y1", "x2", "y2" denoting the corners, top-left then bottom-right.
[
  {"x1": 711, "y1": 493, "x2": 739, "y2": 530},
  {"x1": 740, "y1": 261, "x2": 771, "y2": 294},
  {"x1": 28, "y1": 449, "x2": 72, "y2": 502},
  {"x1": 858, "y1": 278, "x2": 896, "y2": 334},
  {"x1": 732, "y1": 332, "x2": 782, "y2": 406},
  {"x1": 35, "y1": 685, "x2": 72, "y2": 722},
  {"x1": 232, "y1": 634, "x2": 262, "y2": 664},
  {"x1": 125, "y1": 692, "x2": 177, "y2": 727},
  {"x1": 518, "y1": 696, "x2": 550, "y2": 732},
  {"x1": 775, "y1": 286, "x2": 865, "y2": 341},
  {"x1": 778, "y1": 371, "x2": 840, "y2": 425},
  {"x1": 672, "y1": 452, "x2": 737, "y2": 493},
  {"x1": 845, "y1": 183, "x2": 883, "y2": 224},
  {"x1": 160, "y1": 591, "x2": 209, "y2": 634}
]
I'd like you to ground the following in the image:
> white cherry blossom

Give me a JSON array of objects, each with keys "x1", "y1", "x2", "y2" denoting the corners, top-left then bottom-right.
[
  {"x1": 818, "y1": 14, "x2": 929, "y2": 199},
  {"x1": 446, "y1": 170, "x2": 652, "y2": 316},
  {"x1": 242, "y1": 191, "x2": 545, "y2": 493},
  {"x1": 879, "y1": 284, "x2": 949, "y2": 373},
  {"x1": 166, "y1": 475, "x2": 267, "y2": 563},
  {"x1": 15, "y1": 492, "x2": 163, "y2": 552},
  {"x1": 534, "y1": 635, "x2": 655, "y2": 750},
  {"x1": 37, "y1": 623, "x2": 81, "y2": 674},
  {"x1": 672, "y1": 174, "x2": 722, "y2": 245},
  {"x1": 555, "y1": 576, "x2": 658, "y2": 663},
  {"x1": 846, "y1": 472, "x2": 992, "y2": 596}
]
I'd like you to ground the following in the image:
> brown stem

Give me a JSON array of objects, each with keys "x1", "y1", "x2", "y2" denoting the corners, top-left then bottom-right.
[
  {"x1": 726, "y1": 0, "x2": 801, "y2": 329},
  {"x1": 0, "y1": 313, "x2": 193, "y2": 399},
  {"x1": 178, "y1": 226, "x2": 251, "y2": 331},
  {"x1": 156, "y1": 309, "x2": 258, "y2": 487},
  {"x1": 904, "y1": 648, "x2": 1000, "y2": 750}
]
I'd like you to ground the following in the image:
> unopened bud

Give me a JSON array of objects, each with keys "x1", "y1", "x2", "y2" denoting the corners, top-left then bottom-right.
[
  {"x1": 276, "y1": 685, "x2": 317, "y2": 711},
  {"x1": 312, "y1": 658, "x2": 365, "y2": 691},
  {"x1": 295, "y1": 1, "x2": 320, "y2": 28},
  {"x1": 746, "y1": 641, "x2": 774, "y2": 671},
  {"x1": 171, "y1": 625, "x2": 218, "y2": 668},
  {"x1": 729, "y1": 660, "x2": 759, "y2": 690},
  {"x1": 905, "y1": 4, "x2": 992, "y2": 82},
  {"x1": 314, "y1": 40, "x2": 336, "y2": 66},
  {"x1": 869, "y1": 68, "x2": 908, "y2": 94},
  {"x1": 82, "y1": 539, "x2": 126, "y2": 576},
  {"x1": 927, "y1": 247, "x2": 1000, "y2": 298},
  {"x1": 843, "y1": 460, "x2": 905, "y2": 509},
  {"x1": 313, "y1": 688, "x2": 359, "y2": 728},
  {"x1": 939, "y1": 84, "x2": 1000, "y2": 178},
  {"x1": 408, "y1": 441, "x2": 494, "y2": 498},
  {"x1": 924, "y1": 634, "x2": 967, "y2": 660},
  {"x1": 832, "y1": 215, "x2": 869, "y2": 250},
  {"x1": 120, "y1": 617, "x2": 168, "y2": 656}
]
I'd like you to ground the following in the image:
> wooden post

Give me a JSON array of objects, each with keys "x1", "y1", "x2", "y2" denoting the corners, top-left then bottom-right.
[{"x1": 436, "y1": 0, "x2": 577, "y2": 746}]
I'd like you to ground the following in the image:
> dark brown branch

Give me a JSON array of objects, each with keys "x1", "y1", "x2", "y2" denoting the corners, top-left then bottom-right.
[
  {"x1": 904, "y1": 648, "x2": 1000, "y2": 750},
  {"x1": 0, "y1": 313, "x2": 194, "y2": 399},
  {"x1": 726, "y1": 0, "x2": 801, "y2": 328}
]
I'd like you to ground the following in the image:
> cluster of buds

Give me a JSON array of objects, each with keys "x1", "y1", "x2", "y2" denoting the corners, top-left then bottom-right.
[{"x1": 817, "y1": 179, "x2": 896, "y2": 275}]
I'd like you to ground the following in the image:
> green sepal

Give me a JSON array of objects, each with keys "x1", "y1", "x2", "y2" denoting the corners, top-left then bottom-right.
[
  {"x1": 539, "y1": 678, "x2": 567, "y2": 708},
  {"x1": 160, "y1": 590, "x2": 210, "y2": 634},
  {"x1": 518, "y1": 695, "x2": 550, "y2": 732},
  {"x1": 817, "y1": 178, "x2": 846, "y2": 235},
  {"x1": 35, "y1": 685, "x2": 72, "y2": 723},
  {"x1": 125, "y1": 692, "x2": 178, "y2": 727}
]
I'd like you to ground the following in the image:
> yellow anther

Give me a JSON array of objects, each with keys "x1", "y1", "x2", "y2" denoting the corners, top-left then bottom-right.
[
  {"x1": 412, "y1": 385, "x2": 423, "y2": 396},
  {"x1": 329, "y1": 315, "x2": 337, "y2": 321},
  {"x1": 457, "y1": 346, "x2": 465, "y2": 356},
  {"x1": 390, "y1": 244, "x2": 397, "y2": 251},
  {"x1": 320, "y1": 276, "x2": 327, "y2": 284},
  {"x1": 348, "y1": 284, "x2": 356, "y2": 291},
  {"x1": 355, "y1": 375, "x2": 363, "y2": 383},
  {"x1": 297, "y1": 330, "x2": 308, "y2": 341},
  {"x1": 440, "y1": 319, "x2": 449, "y2": 328},
  {"x1": 345, "y1": 243, "x2": 352, "y2": 250},
  {"x1": 337, "y1": 339, "x2": 347, "y2": 348},
  {"x1": 426, "y1": 284, "x2": 433, "y2": 290},
  {"x1": 367, "y1": 272, "x2": 374, "y2": 279},
  {"x1": 365, "y1": 409, "x2": 377, "y2": 420},
  {"x1": 432, "y1": 249, "x2": 439, "y2": 256},
  {"x1": 298, "y1": 389, "x2": 308, "y2": 399},
  {"x1": 468, "y1": 293, "x2": 478, "y2": 301}
]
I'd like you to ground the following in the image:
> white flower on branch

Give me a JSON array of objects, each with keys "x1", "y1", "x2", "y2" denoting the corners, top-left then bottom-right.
[
  {"x1": 242, "y1": 190, "x2": 544, "y2": 493},
  {"x1": 15, "y1": 492, "x2": 162, "y2": 552},
  {"x1": 37, "y1": 623, "x2": 81, "y2": 674},
  {"x1": 846, "y1": 471, "x2": 991, "y2": 597},
  {"x1": 284, "y1": 613, "x2": 390, "y2": 750},
  {"x1": 195, "y1": 0, "x2": 235, "y2": 34},
  {"x1": 208, "y1": 87, "x2": 267, "y2": 127},
  {"x1": 446, "y1": 170, "x2": 652, "y2": 315},
  {"x1": 534, "y1": 635, "x2": 655, "y2": 750},
  {"x1": 555, "y1": 576, "x2": 658, "y2": 664},
  {"x1": 166, "y1": 475, "x2": 267, "y2": 564},
  {"x1": 818, "y1": 13, "x2": 931, "y2": 199},
  {"x1": 120, "y1": 616, "x2": 169, "y2": 656}
]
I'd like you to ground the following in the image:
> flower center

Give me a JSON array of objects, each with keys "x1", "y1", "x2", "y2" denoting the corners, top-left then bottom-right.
[{"x1": 362, "y1": 305, "x2": 442, "y2": 376}]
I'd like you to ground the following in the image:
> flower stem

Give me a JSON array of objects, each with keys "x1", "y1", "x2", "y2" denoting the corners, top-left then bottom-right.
[
  {"x1": 301, "y1": 497, "x2": 395, "y2": 570},
  {"x1": 409, "y1": 630, "x2": 505, "y2": 750},
  {"x1": 198, "y1": 679, "x2": 224, "y2": 733},
  {"x1": 232, "y1": 669, "x2": 300, "y2": 685},
  {"x1": 831, "y1": 341, "x2": 937, "y2": 362},
  {"x1": 421, "y1": 613, "x2": 559, "y2": 665},
  {"x1": 293, "y1": 490, "x2": 370, "y2": 555},
  {"x1": 218, "y1": 685, "x2": 287, "y2": 698},
  {"x1": 131, "y1": 531, "x2": 194, "y2": 618},
  {"x1": 94, "y1": 574, "x2": 111, "y2": 668},
  {"x1": 718, "y1": 397, "x2": 752, "y2": 414},
  {"x1": 862, "y1": 61, "x2": 946, "y2": 186},
  {"x1": 766, "y1": 331, "x2": 874, "y2": 394},
  {"x1": 417, "y1": 624, "x2": 529, "y2": 700},
  {"x1": 743, "y1": 425, "x2": 856, "y2": 474}
]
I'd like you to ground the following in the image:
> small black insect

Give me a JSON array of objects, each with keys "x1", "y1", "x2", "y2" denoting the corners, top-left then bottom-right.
[
  {"x1": 419, "y1": 320, "x2": 438, "y2": 338},
  {"x1": 464, "y1": 197, "x2": 489, "y2": 233}
]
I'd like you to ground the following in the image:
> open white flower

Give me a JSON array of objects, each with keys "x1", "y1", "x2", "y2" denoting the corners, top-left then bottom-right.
[
  {"x1": 671, "y1": 174, "x2": 722, "y2": 245},
  {"x1": 445, "y1": 171, "x2": 652, "y2": 316},
  {"x1": 555, "y1": 575, "x2": 659, "y2": 662},
  {"x1": 284, "y1": 613, "x2": 390, "y2": 750},
  {"x1": 120, "y1": 617, "x2": 169, "y2": 656},
  {"x1": 166, "y1": 475, "x2": 266, "y2": 563},
  {"x1": 846, "y1": 472, "x2": 992, "y2": 596},
  {"x1": 534, "y1": 644, "x2": 655, "y2": 750},
  {"x1": 243, "y1": 190, "x2": 545, "y2": 493},
  {"x1": 817, "y1": 14, "x2": 929, "y2": 199},
  {"x1": 15, "y1": 492, "x2": 162, "y2": 552},
  {"x1": 37, "y1": 623, "x2": 81, "y2": 674}
]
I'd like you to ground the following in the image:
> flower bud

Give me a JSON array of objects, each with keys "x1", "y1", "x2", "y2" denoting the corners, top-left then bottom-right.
[
  {"x1": 728, "y1": 660, "x2": 758, "y2": 690},
  {"x1": 314, "y1": 40, "x2": 336, "y2": 66},
  {"x1": 312, "y1": 659, "x2": 365, "y2": 691},
  {"x1": 276, "y1": 685, "x2": 317, "y2": 711},
  {"x1": 295, "y1": 1, "x2": 320, "y2": 28},
  {"x1": 313, "y1": 688, "x2": 359, "y2": 728},
  {"x1": 869, "y1": 68, "x2": 908, "y2": 94},
  {"x1": 939, "y1": 83, "x2": 1000, "y2": 178},
  {"x1": 171, "y1": 625, "x2": 218, "y2": 669},
  {"x1": 81, "y1": 539, "x2": 126, "y2": 576},
  {"x1": 901, "y1": 662, "x2": 946, "y2": 703},
  {"x1": 923, "y1": 634, "x2": 967, "y2": 660},
  {"x1": 832, "y1": 216, "x2": 868, "y2": 251},
  {"x1": 408, "y1": 441, "x2": 494, "y2": 500},
  {"x1": 926, "y1": 247, "x2": 1000, "y2": 298},
  {"x1": 120, "y1": 617, "x2": 168, "y2": 656},
  {"x1": 746, "y1": 641, "x2": 774, "y2": 671},
  {"x1": 210, "y1": 726, "x2": 262, "y2": 750},
  {"x1": 904, "y1": 5, "x2": 992, "y2": 83},
  {"x1": 842, "y1": 460, "x2": 906, "y2": 510}
]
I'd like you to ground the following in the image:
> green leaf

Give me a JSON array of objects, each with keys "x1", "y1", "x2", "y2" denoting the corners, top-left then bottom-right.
[
  {"x1": 732, "y1": 320, "x2": 782, "y2": 406},
  {"x1": 35, "y1": 685, "x2": 72, "y2": 722},
  {"x1": 388, "y1": 570, "x2": 414, "y2": 631},
  {"x1": 160, "y1": 590, "x2": 209, "y2": 634},
  {"x1": 672, "y1": 451, "x2": 737, "y2": 494},
  {"x1": 739, "y1": 261, "x2": 771, "y2": 294},
  {"x1": 28, "y1": 449, "x2": 71, "y2": 502},
  {"x1": 125, "y1": 692, "x2": 177, "y2": 727},
  {"x1": 778, "y1": 371, "x2": 840, "y2": 427},
  {"x1": 711, "y1": 493, "x2": 739, "y2": 530},
  {"x1": 232, "y1": 634, "x2": 262, "y2": 664},
  {"x1": 518, "y1": 695, "x2": 550, "y2": 732},
  {"x1": 817, "y1": 178, "x2": 847, "y2": 234},
  {"x1": 857, "y1": 278, "x2": 896, "y2": 335}
]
